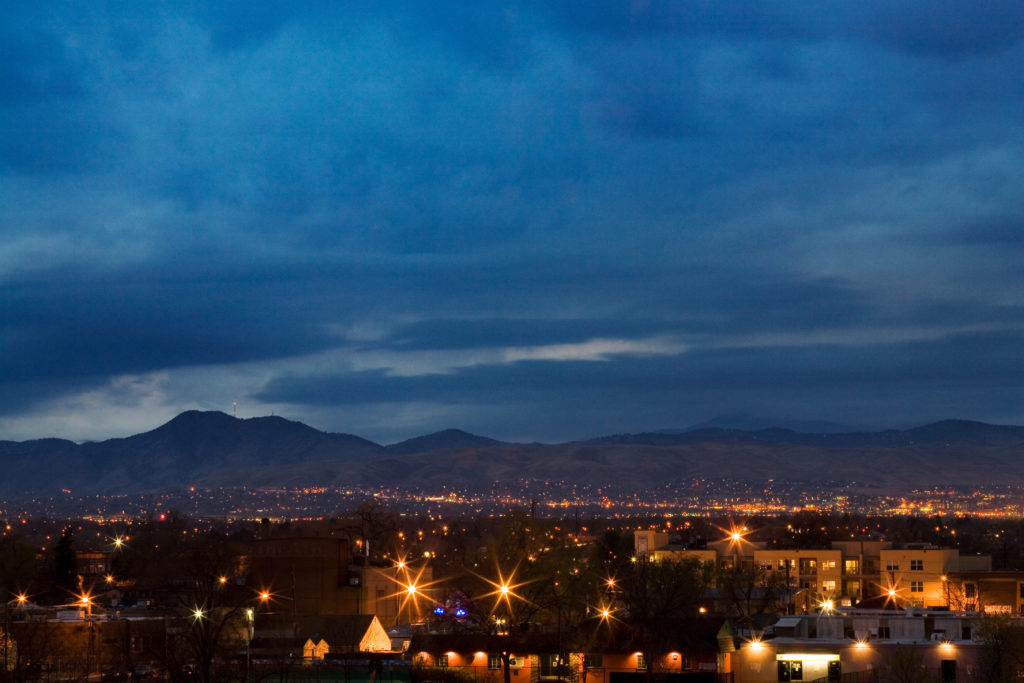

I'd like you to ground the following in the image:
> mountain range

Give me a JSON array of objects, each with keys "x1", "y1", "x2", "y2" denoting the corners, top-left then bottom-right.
[{"x1": 1, "y1": 411, "x2": 1023, "y2": 498}]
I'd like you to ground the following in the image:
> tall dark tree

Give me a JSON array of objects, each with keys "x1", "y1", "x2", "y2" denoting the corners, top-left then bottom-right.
[
  {"x1": 617, "y1": 557, "x2": 708, "y2": 681},
  {"x1": 715, "y1": 562, "x2": 788, "y2": 630},
  {"x1": 52, "y1": 527, "x2": 77, "y2": 603}
]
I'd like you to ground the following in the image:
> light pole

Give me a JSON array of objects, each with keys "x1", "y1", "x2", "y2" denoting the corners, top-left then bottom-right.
[{"x1": 245, "y1": 608, "x2": 254, "y2": 683}]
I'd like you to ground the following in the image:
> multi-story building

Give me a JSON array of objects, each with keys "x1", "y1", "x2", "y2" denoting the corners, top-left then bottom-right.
[{"x1": 634, "y1": 532, "x2": 992, "y2": 612}]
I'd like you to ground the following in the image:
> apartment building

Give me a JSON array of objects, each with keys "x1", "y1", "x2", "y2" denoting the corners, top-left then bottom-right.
[{"x1": 634, "y1": 532, "x2": 992, "y2": 612}]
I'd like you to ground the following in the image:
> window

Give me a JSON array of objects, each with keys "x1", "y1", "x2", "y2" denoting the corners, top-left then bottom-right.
[
  {"x1": 962, "y1": 626, "x2": 972, "y2": 640},
  {"x1": 911, "y1": 581, "x2": 924, "y2": 593},
  {"x1": 437, "y1": 655, "x2": 449, "y2": 668},
  {"x1": 799, "y1": 558, "x2": 817, "y2": 573},
  {"x1": 584, "y1": 654, "x2": 603, "y2": 669},
  {"x1": 637, "y1": 655, "x2": 647, "y2": 671},
  {"x1": 845, "y1": 560, "x2": 859, "y2": 575},
  {"x1": 910, "y1": 560, "x2": 924, "y2": 571},
  {"x1": 886, "y1": 560, "x2": 900, "y2": 571},
  {"x1": 878, "y1": 626, "x2": 891, "y2": 639},
  {"x1": 965, "y1": 583, "x2": 977, "y2": 598},
  {"x1": 822, "y1": 560, "x2": 837, "y2": 570},
  {"x1": 488, "y1": 655, "x2": 502, "y2": 670},
  {"x1": 822, "y1": 580, "x2": 837, "y2": 592}
]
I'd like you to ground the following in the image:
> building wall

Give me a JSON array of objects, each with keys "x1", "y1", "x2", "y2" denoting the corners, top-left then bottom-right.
[
  {"x1": 734, "y1": 638, "x2": 976, "y2": 683},
  {"x1": 879, "y1": 548, "x2": 958, "y2": 608},
  {"x1": 248, "y1": 538, "x2": 431, "y2": 618},
  {"x1": 753, "y1": 550, "x2": 843, "y2": 607},
  {"x1": 413, "y1": 650, "x2": 531, "y2": 683}
]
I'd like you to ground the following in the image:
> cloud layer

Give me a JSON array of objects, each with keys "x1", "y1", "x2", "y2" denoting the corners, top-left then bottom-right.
[{"x1": 2, "y1": 1, "x2": 1022, "y2": 442}]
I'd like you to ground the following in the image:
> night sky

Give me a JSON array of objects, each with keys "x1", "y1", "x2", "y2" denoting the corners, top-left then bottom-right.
[{"x1": 3, "y1": 2, "x2": 1023, "y2": 443}]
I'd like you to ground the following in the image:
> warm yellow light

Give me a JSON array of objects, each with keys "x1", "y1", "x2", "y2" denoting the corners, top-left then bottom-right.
[
  {"x1": 499, "y1": 583, "x2": 510, "y2": 596},
  {"x1": 888, "y1": 588, "x2": 897, "y2": 597},
  {"x1": 106, "y1": 575, "x2": 115, "y2": 584},
  {"x1": 731, "y1": 532, "x2": 742, "y2": 542},
  {"x1": 261, "y1": 591, "x2": 270, "y2": 600},
  {"x1": 821, "y1": 599, "x2": 834, "y2": 611},
  {"x1": 397, "y1": 560, "x2": 406, "y2": 569},
  {"x1": 607, "y1": 578, "x2": 615, "y2": 588},
  {"x1": 940, "y1": 642, "x2": 953, "y2": 651},
  {"x1": 777, "y1": 654, "x2": 840, "y2": 662},
  {"x1": 193, "y1": 608, "x2": 205, "y2": 620},
  {"x1": 747, "y1": 640, "x2": 764, "y2": 650},
  {"x1": 601, "y1": 608, "x2": 611, "y2": 619},
  {"x1": 219, "y1": 576, "x2": 228, "y2": 584},
  {"x1": 16, "y1": 595, "x2": 27, "y2": 604},
  {"x1": 699, "y1": 606, "x2": 707, "y2": 614},
  {"x1": 855, "y1": 641, "x2": 868, "y2": 649},
  {"x1": 406, "y1": 583, "x2": 418, "y2": 596}
]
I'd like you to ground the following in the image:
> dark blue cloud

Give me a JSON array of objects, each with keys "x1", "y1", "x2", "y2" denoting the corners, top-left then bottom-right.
[
  {"x1": 254, "y1": 329, "x2": 1024, "y2": 439},
  {"x1": 1, "y1": 0, "x2": 1022, "y2": 440}
]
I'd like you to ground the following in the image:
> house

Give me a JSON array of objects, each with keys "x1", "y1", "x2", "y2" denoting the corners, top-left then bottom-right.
[
  {"x1": 574, "y1": 616, "x2": 735, "y2": 683},
  {"x1": 409, "y1": 618, "x2": 735, "y2": 683},
  {"x1": 251, "y1": 614, "x2": 395, "y2": 660}
]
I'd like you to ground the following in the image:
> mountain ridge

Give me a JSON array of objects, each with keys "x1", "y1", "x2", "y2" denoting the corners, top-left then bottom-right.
[{"x1": 1, "y1": 411, "x2": 1022, "y2": 497}]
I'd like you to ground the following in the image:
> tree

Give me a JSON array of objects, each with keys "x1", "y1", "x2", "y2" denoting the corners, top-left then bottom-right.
[
  {"x1": 52, "y1": 527, "x2": 77, "y2": 604},
  {"x1": 974, "y1": 613, "x2": 1024, "y2": 683},
  {"x1": 882, "y1": 644, "x2": 937, "y2": 683},
  {"x1": 715, "y1": 562, "x2": 788, "y2": 630},
  {"x1": 617, "y1": 557, "x2": 708, "y2": 681},
  {"x1": 162, "y1": 532, "x2": 250, "y2": 683}
]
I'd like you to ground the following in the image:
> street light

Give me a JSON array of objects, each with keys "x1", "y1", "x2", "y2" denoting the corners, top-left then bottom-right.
[{"x1": 245, "y1": 608, "x2": 254, "y2": 683}]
